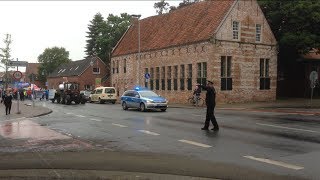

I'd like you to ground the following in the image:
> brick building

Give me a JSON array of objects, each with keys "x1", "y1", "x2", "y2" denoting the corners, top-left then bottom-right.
[
  {"x1": 25, "y1": 63, "x2": 42, "y2": 87},
  {"x1": 47, "y1": 56, "x2": 109, "y2": 90},
  {"x1": 111, "y1": 0, "x2": 277, "y2": 103}
]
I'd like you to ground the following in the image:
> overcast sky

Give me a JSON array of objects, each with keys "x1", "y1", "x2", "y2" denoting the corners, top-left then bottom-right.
[{"x1": 0, "y1": 0, "x2": 182, "y2": 67}]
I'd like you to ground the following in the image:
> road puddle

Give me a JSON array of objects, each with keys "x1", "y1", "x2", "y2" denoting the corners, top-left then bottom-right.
[{"x1": 0, "y1": 120, "x2": 70, "y2": 141}]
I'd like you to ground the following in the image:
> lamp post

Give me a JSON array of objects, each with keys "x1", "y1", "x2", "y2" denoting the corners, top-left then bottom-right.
[{"x1": 131, "y1": 14, "x2": 141, "y2": 85}]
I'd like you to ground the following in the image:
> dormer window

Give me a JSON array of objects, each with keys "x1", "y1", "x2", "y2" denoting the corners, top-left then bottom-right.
[
  {"x1": 232, "y1": 21, "x2": 240, "y2": 40},
  {"x1": 93, "y1": 67, "x2": 100, "y2": 74}
]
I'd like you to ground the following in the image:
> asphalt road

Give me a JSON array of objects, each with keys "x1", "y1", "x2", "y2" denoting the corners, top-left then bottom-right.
[{"x1": 4, "y1": 100, "x2": 320, "y2": 179}]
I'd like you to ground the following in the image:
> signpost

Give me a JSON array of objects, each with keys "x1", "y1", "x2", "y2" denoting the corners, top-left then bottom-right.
[
  {"x1": 309, "y1": 71, "x2": 318, "y2": 107},
  {"x1": 144, "y1": 73, "x2": 150, "y2": 87},
  {"x1": 8, "y1": 60, "x2": 28, "y2": 67}
]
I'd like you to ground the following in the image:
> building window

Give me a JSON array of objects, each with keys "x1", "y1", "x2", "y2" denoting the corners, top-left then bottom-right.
[
  {"x1": 180, "y1": 65, "x2": 185, "y2": 90},
  {"x1": 93, "y1": 67, "x2": 100, "y2": 74},
  {"x1": 112, "y1": 61, "x2": 115, "y2": 74},
  {"x1": 116, "y1": 60, "x2": 119, "y2": 73},
  {"x1": 156, "y1": 67, "x2": 160, "y2": 90},
  {"x1": 145, "y1": 68, "x2": 148, "y2": 88},
  {"x1": 123, "y1": 59, "x2": 127, "y2": 73},
  {"x1": 260, "y1": 58, "x2": 270, "y2": 90},
  {"x1": 150, "y1": 68, "x2": 154, "y2": 90},
  {"x1": 187, "y1": 64, "x2": 192, "y2": 90},
  {"x1": 256, "y1": 24, "x2": 262, "y2": 42},
  {"x1": 232, "y1": 21, "x2": 240, "y2": 40},
  {"x1": 173, "y1": 65, "x2": 178, "y2": 90},
  {"x1": 161, "y1": 66, "x2": 165, "y2": 90},
  {"x1": 197, "y1": 62, "x2": 207, "y2": 86},
  {"x1": 167, "y1": 66, "x2": 172, "y2": 90},
  {"x1": 221, "y1": 56, "x2": 232, "y2": 91},
  {"x1": 84, "y1": 85, "x2": 92, "y2": 90}
]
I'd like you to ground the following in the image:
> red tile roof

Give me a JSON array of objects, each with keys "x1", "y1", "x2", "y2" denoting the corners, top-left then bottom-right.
[{"x1": 112, "y1": 0, "x2": 235, "y2": 57}]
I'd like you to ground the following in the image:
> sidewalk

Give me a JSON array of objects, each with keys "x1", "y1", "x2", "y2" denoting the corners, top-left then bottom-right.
[
  {"x1": 0, "y1": 100, "x2": 52, "y2": 120},
  {"x1": 169, "y1": 98, "x2": 320, "y2": 115}
]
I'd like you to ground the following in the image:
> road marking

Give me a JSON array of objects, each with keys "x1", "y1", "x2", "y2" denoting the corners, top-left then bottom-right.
[
  {"x1": 192, "y1": 114, "x2": 202, "y2": 117},
  {"x1": 75, "y1": 115, "x2": 86, "y2": 118},
  {"x1": 243, "y1": 156, "x2": 304, "y2": 170},
  {"x1": 256, "y1": 123, "x2": 318, "y2": 133},
  {"x1": 90, "y1": 118, "x2": 102, "y2": 122},
  {"x1": 112, "y1": 123, "x2": 127, "y2": 127},
  {"x1": 66, "y1": 112, "x2": 74, "y2": 115},
  {"x1": 138, "y1": 130, "x2": 160, "y2": 136},
  {"x1": 178, "y1": 139, "x2": 212, "y2": 148}
]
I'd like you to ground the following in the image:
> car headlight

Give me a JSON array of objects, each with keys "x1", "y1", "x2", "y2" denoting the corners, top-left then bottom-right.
[{"x1": 146, "y1": 100, "x2": 154, "y2": 103}]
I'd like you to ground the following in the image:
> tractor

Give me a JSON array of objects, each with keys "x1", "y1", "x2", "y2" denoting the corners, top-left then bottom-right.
[{"x1": 51, "y1": 82, "x2": 86, "y2": 105}]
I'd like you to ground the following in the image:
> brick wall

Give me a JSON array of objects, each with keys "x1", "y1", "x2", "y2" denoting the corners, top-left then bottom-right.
[{"x1": 111, "y1": 0, "x2": 277, "y2": 104}]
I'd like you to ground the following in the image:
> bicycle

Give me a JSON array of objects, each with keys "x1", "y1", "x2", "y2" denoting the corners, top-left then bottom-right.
[{"x1": 187, "y1": 95, "x2": 204, "y2": 106}]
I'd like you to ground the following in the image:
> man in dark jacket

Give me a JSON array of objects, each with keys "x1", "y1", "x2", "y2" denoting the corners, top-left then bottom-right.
[
  {"x1": 198, "y1": 80, "x2": 219, "y2": 131},
  {"x1": 3, "y1": 90, "x2": 13, "y2": 115}
]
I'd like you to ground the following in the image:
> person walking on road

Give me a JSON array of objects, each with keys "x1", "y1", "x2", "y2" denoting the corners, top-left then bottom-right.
[
  {"x1": 3, "y1": 90, "x2": 13, "y2": 115},
  {"x1": 198, "y1": 80, "x2": 219, "y2": 131}
]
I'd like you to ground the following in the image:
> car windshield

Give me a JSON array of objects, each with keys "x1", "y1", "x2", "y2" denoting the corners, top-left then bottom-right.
[{"x1": 139, "y1": 91, "x2": 159, "y2": 97}]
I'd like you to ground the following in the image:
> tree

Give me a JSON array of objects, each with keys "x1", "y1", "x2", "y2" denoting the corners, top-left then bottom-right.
[
  {"x1": 169, "y1": 0, "x2": 200, "y2": 12},
  {"x1": 0, "y1": 34, "x2": 12, "y2": 88},
  {"x1": 37, "y1": 47, "x2": 71, "y2": 83},
  {"x1": 258, "y1": 0, "x2": 320, "y2": 54},
  {"x1": 154, "y1": 0, "x2": 170, "y2": 15},
  {"x1": 85, "y1": 13, "x2": 107, "y2": 61},
  {"x1": 85, "y1": 13, "x2": 131, "y2": 66}
]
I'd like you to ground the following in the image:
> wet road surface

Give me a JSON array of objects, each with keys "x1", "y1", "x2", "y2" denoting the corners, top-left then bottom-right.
[{"x1": 1, "y1": 100, "x2": 320, "y2": 179}]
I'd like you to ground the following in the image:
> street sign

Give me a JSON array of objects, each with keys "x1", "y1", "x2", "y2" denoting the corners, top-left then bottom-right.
[
  {"x1": 145, "y1": 73, "x2": 150, "y2": 79},
  {"x1": 8, "y1": 60, "x2": 28, "y2": 67},
  {"x1": 13, "y1": 71, "x2": 23, "y2": 80}
]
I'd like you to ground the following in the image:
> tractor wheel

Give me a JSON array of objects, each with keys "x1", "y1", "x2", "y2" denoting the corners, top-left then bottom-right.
[{"x1": 66, "y1": 95, "x2": 72, "y2": 105}]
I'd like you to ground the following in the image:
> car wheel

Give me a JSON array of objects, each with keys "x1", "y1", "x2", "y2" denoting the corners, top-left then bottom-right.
[
  {"x1": 161, "y1": 109, "x2": 167, "y2": 112},
  {"x1": 89, "y1": 97, "x2": 92, "y2": 103},
  {"x1": 112, "y1": 101, "x2": 116, "y2": 104},
  {"x1": 122, "y1": 102, "x2": 128, "y2": 110},
  {"x1": 140, "y1": 103, "x2": 146, "y2": 112},
  {"x1": 99, "y1": 98, "x2": 104, "y2": 104}
]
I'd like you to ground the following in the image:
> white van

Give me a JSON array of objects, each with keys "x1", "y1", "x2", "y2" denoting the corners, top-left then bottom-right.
[{"x1": 89, "y1": 87, "x2": 117, "y2": 104}]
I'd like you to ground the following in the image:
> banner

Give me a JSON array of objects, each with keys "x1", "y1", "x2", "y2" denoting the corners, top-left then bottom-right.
[{"x1": 95, "y1": 78, "x2": 101, "y2": 87}]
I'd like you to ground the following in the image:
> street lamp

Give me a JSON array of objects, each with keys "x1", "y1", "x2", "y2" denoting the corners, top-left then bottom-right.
[{"x1": 131, "y1": 14, "x2": 141, "y2": 85}]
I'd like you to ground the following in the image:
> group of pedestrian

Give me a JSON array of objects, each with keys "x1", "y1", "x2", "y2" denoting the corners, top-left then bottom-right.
[{"x1": 194, "y1": 80, "x2": 219, "y2": 131}]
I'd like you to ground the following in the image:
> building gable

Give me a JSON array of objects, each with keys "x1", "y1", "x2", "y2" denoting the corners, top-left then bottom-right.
[{"x1": 215, "y1": 0, "x2": 276, "y2": 45}]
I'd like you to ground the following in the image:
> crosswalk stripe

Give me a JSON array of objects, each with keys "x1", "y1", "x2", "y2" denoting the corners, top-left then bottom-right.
[
  {"x1": 244, "y1": 156, "x2": 304, "y2": 170},
  {"x1": 178, "y1": 139, "x2": 211, "y2": 148}
]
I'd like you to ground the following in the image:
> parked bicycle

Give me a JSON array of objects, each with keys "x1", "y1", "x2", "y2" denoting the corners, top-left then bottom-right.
[{"x1": 187, "y1": 95, "x2": 204, "y2": 106}]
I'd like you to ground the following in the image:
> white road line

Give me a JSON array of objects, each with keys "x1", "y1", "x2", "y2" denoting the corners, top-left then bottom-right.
[
  {"x1": 90, "y1": 118, "x2": 102, "y2": 122},
  {"x1": 192, "y1": 114, "x2": 202, "y2": 117},
  {"x1": 178, "y1": 139, "x2": 212, "y2": 148},
  {"x1": 112, "y1": 123, "x2": 127, "y2": 127},
  {"x1": 66, "y1": 112, "x2": 74, "y2": 115},
  {"x1": 243, "y1": 156, "x2": 304, "y2": 170},
  {"x1": 75, "y1": 115, "x2": 86, "y2": 118},
  {"x1": 138, "y1": 130, "x2": 160, "y2": 136},
  {"x1": 256, "y1": 123, "x2": 318, "y2": 133}
]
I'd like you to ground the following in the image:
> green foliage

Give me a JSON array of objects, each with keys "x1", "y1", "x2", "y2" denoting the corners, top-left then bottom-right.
[
  {"x1": 85, "y1": 13, "x2": 131, "y2": 66},
  {"x1": 258, "y1": 0, "x2": 320, "y2": 54},
  {"x1": 169, "y1": 0, "x2": 200, "y2": 12},
  {"x1": 0, "y1": 34, "x2": 12, "y2": 66},
  {"x1": 154, "y1": 0, "x2": 170, "y2": 15},
  {"x1": 37, "y1": 47, "x2": 71, "y2": 82},
  {"x1": 85, "y1": 13, "x2": 106, "y2": 60}
]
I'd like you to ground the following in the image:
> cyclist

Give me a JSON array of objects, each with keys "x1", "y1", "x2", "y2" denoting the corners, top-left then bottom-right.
[{"x1": 193, "y1": 84, "x2": 201, "y2": 106}]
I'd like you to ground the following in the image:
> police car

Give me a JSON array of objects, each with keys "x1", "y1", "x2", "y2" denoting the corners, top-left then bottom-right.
[{"x1": 121, "y1": 87, "x2": 168, "y2": 112}]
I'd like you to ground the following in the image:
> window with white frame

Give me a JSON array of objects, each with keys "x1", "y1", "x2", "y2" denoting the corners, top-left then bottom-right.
[
  {"x1": 232, "y1": 21, "x2": 240, "y2": 40},
  {"x1": 260, "y1": 58, "x2": 270, "y2": 90},
  {"x1": 256, "y1": 24, "x2": 262, "y2": 42},
  {"x1": 93, "y1": 67, "x2": 100, "y2": 74},
  {"x1": 221, "y1": 56, "x2": 232, "y2": 91}
]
